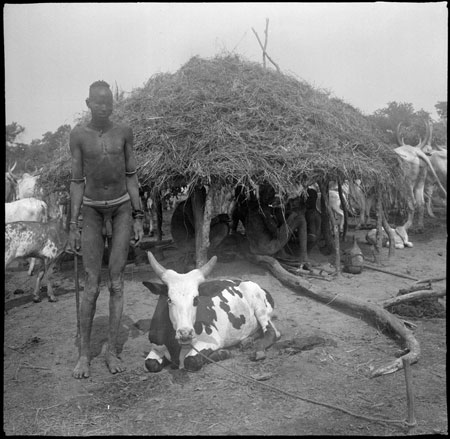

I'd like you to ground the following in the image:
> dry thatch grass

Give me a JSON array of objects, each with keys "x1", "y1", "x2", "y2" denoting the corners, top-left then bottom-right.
[{"x1": 41, "y1": 54, "x2": 400, "y2": 199}]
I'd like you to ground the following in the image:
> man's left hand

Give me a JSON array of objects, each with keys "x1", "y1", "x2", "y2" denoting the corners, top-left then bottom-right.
[{"x1": 133, "y1": 218, "x2": 144, "y2": 245}]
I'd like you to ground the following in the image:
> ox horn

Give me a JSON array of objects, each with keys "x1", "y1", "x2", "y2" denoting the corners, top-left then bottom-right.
[
  {"x1": 147, "y1": 251, "x2": 167, "y2": 279},
  {"x1": 198, "y1": 255, "x2": 217, "y2": 278},
  {"x1": 426, "y1": 121, "x2": 433, "y2": 146},
  {"x1": 416, "y1": 120, "x2": 429, "y2": 149},
  {"x1": 395, "y1": 123, "x2": 405, "y2": 146},
  {"x1": 8, "y1": 161, "x2": 17, "y2": 173},
  {"x1": 31, "y1": 166, "x2": 41, "y2": 177}
]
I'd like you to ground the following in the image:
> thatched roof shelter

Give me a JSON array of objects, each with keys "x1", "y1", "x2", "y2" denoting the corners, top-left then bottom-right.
[{"x1": 41, "y1": 54, "x2": 400, "y2": 200}]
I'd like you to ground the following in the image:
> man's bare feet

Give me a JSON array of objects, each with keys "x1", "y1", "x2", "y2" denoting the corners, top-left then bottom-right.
[
  {"x1": 105, "y1": 349, "x2": 126, "y2": 374},
  {"x1": 73, "y1": 356, "x2": 90, "y2": 379}
]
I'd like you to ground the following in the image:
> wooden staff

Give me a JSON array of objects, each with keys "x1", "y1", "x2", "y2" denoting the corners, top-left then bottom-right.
[{"x1": 74, "y1": 253, "x2": 80, "y2": 339}]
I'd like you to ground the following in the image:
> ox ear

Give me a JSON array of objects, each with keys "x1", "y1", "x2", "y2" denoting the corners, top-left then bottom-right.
[{"x1": 142, "y1": 281, "x2": 168, "y2": 296}]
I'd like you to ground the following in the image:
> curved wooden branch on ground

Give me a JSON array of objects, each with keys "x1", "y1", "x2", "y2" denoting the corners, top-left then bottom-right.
[
  {"x1": 247, "y1": 253, "x2": 420, "y2": 378},
  {"x1": 382, "y1": 288, "x2": 446, "y2": 308}
]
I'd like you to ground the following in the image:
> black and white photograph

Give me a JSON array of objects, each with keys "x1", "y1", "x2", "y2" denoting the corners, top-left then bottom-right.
[{"x1": 4, "y1": 3, "x2": 447, "y2": 435}]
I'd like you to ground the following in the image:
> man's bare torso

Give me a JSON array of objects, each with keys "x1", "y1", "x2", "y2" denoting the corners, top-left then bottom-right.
[{"x1": 72, "y1": 123, "x2": 129, "y2": 201}]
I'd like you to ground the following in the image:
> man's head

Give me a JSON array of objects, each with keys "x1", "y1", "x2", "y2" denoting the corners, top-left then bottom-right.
[{"x1": 86, "y1": 80, "x2": 113, "y2": 121}]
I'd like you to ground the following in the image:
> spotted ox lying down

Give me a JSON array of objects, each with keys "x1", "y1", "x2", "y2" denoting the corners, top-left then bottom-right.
[{"x1": 143, "y1": 251, "x2": 280, "y2": 372}]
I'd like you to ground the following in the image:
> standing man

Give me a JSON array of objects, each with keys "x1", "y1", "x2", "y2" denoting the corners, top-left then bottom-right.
[{"x1": 69, "y1": 80, "x2": 144, "y2": 379}]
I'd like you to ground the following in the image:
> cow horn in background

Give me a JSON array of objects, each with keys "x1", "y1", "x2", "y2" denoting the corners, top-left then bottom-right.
[
  {"x1": 8, "y1": 161, "x2": 17, "y2": 173},
  {"x1": 415, "y1": 120, "x2": 429, "y2": 149},
  {"x1": 395, "y1": 123, "x2": 405, "y2": 146},
  {"x1": 147, "y1": 251, "x2": 167, "y2": 279},
  {"x1": 426, "y1": 121, "x2": 433, "y2": 146},
  {"x1": 198, "y1": 255, "x2": 217, "y2": 278}
]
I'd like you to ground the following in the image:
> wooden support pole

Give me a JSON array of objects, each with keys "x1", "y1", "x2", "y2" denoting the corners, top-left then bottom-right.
[
  {"x1": 381, "y1": 207, "x2": 396, "y2": 259},
  {"x1": 191, "y1": 187, "x2": 209, "y2": 268},
  {"x1": 402, "y1": 358, "x2": 417, "y2": 434},
  {"x1": 155, "y1": 191, "x2": 163, "y2": 241},
  {"x1": 333, "y1": 224, "x2": 341, "y2": 275},
  {"x1": 318, "y1": 180, "x2": 335, "y2": 256},
  {"x1": 374, "y1": 189, "x2": 383, "y2": 265},
  {"x1": 337, "y1": 180, "x2": 348, "y2": 242}
]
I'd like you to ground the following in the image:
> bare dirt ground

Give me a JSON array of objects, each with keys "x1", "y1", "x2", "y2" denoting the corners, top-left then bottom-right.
[{"x1": 4, "y1": 209, "x2": 447, "y2": 436}]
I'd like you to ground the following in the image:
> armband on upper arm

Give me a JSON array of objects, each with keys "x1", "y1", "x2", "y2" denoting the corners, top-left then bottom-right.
[
  {"x1": 70, "y1": 178, "x2": 85, "y2": 183},
  {"x1": 125, "y1": 169, "x2": 137, "y2": 176}
]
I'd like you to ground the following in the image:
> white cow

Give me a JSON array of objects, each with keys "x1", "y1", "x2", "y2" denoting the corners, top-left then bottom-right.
[
  {"x1": 424, "y1": 149, "x2": 447, "y2": 217},
  {"x1": 16, "y1": 173, "x2": 42, "y2": 199},
  {"x1": 142, "y1": 251, "x2": 280, "y2": 372},
  {"x1": 394, "y1": 122, "x2": 447, "y2": 232},
  {"x1": 420, "y1": 125, "x2": 447, "y2": 218},
  {"x1": 5, "y1": 197, "x2": 48, "y2": 224}
]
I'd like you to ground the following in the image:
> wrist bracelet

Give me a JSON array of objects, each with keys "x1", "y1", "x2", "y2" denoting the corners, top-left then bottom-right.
[{"x1": 132, "y1": 209, "x2": 145, "y2": 219}]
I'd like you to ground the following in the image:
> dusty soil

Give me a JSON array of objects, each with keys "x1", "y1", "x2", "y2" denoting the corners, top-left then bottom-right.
[{"x1": 4, "y1": 209, "x2": 447, "y2": 436}]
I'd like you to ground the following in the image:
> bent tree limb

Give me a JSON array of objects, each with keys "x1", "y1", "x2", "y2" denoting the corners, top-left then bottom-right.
[
  {"x1": 382, "y1": 288, "x2": 446, "y2": 308},
  {"x1": 247, "y1": 253, "x2": 420, "y2": 378}
]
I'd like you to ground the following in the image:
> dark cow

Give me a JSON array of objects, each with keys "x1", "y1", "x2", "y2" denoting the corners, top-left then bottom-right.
[
  {"x1": 142, "y1": 251, "x2": 280, "y2": 372},
  {"x1": 230, "y1": 185, "x2": 250, "y2": 233},
  {"x1": 242, "y1": 183, "x2": 321, "y2": 264},
  {"x1": 243, "y1": 183, "x2": 302, "y2": 256}
]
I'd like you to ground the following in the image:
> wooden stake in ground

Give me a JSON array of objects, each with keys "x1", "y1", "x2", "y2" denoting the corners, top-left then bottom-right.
[
  {"x1": 374, "y1": 190, "x2": 383, "y2": 265},
  {"x1": 402, "y1": 358, "x2": 417, "y2": 434}
]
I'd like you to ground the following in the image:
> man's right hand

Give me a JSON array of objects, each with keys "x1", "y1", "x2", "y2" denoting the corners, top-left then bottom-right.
[{"x1": 68, "y1": 224, "x2": 82, "y2": 255}]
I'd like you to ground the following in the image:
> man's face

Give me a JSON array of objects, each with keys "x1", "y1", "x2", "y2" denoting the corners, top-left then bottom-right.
[{"x1": 86, "y1": 87, "x2": 113, "y2": 121}]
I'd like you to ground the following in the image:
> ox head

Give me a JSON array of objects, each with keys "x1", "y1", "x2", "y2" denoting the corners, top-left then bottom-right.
[
  {"x1": 396, "y1": 120, "x2": 431, "y2": 150},
  {"x1": 143, "y1": 251, "x2": 217, "y2": 344}
]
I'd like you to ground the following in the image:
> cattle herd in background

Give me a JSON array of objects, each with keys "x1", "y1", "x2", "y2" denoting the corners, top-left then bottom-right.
[
  {"x1": 4, "y1": 120, "x2": 447, "y2": 306},
  {"x1": 5, "y1": 163, "x2": 70, "y2": 302}
]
